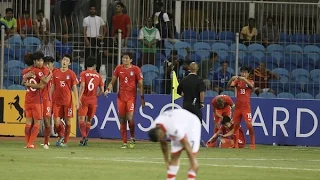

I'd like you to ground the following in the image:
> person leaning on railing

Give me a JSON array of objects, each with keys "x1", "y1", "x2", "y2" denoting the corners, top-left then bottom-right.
[
  {"x1": 0, "y1": 8, "x2": 17, "y2": 38},
  {"x1": 240, "y1": 18, "x2": 258, "y2": 46}
]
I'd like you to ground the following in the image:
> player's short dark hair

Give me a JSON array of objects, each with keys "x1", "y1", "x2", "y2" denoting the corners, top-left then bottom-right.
[
  {"x1": 122, "y1": 52, "x2": 133, "y2": 59},
  {"x1": 63, "y1": 54, "x2": 72, "y2": 62},
  {"x1": 117, "y1": 2, "x2": 125, "y2": 8},
  {"x1": 43, "y1": 56, "x2": 54, "y2": 63},
  {"x1": 240, "y1": 66, "x2": 250, "y2": 72},
  {"x1": 85, "y1": 56, "x2": 97, "y2": 67},
  {"x1": 24, "y1": 53, "x2": 34, "y2": 66},
  {"x1": 210, "y1": 52, "x2": 218, "y2": 59},
  {"x1": 5, "y1": 8, "x2": 13, "y2": 13},
  {"x1": 220, "y1": 60, "x2": 228, "y2": 65},
  {"x1": 249, "y1": 18, "x2": 255, "y2": 23},
  {"x1": 33, "y1": 51, "x2": 44, "y2": 61},
  {"x1": 221, "y1": 116, "x2": 231, "y2": 125},
  {"x1": 89, "y1": 5, "x2": 96, "y2": 9},
  {"x1": 148, "y1": 127, "x2": 160, "y2": 142},
  {"x1": 36, "y1": 9, "x2": 44, "y2": 15}
]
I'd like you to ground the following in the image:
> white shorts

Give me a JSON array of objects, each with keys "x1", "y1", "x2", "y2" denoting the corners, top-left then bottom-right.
[{"x1": 170, "y1": 120, "x2": 201, "y2": 154}]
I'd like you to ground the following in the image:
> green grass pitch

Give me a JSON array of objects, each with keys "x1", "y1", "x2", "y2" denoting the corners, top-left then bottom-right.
[{"x1": 0, "y1": 137, "x2": 319, "y2": 180}]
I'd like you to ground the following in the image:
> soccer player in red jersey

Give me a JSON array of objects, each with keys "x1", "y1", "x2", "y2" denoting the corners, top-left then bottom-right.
[
  {"x1": 206, "y1": 116, "x2": 246, "y2": 148},
  {"x1": 78, "y1": 56, "x2": 104, "y2": 146},
  {"x1": 227, "y1": 66, "x2": 256, "y2": 149},
  {"x1": 211, "y1": 95, "x2": 234, "y2": 134},
  {"x1": 21, "y1": 53, "x2": 46, "y2": 148},
  {"x1": 51, "y1": 54, "x2": 79, "y2": 147},
  {"x1": 104, "y1": 52, "x2": 145, "y2": 149}
]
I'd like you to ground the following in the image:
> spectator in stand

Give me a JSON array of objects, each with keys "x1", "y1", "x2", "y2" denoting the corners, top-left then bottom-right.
[
  {"x1": 34, "y1": 9, "x2": 50, "y2": 42},
  {"x1": 60, "y1": 0, "x2": 77, "y2": 34},
  {"x1": 163, "y1": 50, "x2": 181, "y2": 94},
  {"x1": 83, "y1": 5, "x2": 107, "y2": 70},
  {"x1": 107, "y1": 0, "x2": 127, "y2": 36},
  {"x1": 17, "y1": 10, "x2": 33, "y2": 38},
  {"x1": 56, "y1": 34, "x2": 72, "y2": 60},
  {"x1": 253, "y1": 62, "x2": 280, "y2": 95},
  {"x1": 112, "y1": 2, "x2": 131, "y2": 47},
  {"x1": 138, "y1": 17, "x2": 161, "y2": 66},
  {"x1": 0, "y1": 8, "x2": 17, "y2": 37},
  {"x1": 198, "y1": 52, "x2": 220, "y2": 79},
  {"x1": 37, "y1": 35, "x2": 56, "y2": 60},
  {"x1": 262, "y1": 16, "x2": 279, "y2": 47},
  {"x1": 152, "y1": 1, "x2": 172, "y2": 52},
  {"x1": 213, "y1": 61, "x2": 234, "y2": 93},
  {"x1": 240, "y1": 18, "x2": 258, "y2": 46}
]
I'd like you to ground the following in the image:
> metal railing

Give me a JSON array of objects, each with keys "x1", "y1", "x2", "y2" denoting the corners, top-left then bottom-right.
[{"x1": 0, "y1": 0, "x2": 320, "y2": 100}]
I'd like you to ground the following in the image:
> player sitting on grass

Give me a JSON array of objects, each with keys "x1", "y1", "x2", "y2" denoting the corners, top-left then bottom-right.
[{"x1": 206, "y1": 116, "x2": 246, "y2": 148}]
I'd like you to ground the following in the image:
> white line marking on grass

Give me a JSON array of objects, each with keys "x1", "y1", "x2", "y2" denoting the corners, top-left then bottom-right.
[{"x1": 53, "y1": 157, "x2": 320, "y2": 172}]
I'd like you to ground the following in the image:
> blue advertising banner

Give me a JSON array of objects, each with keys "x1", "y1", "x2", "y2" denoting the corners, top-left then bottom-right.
[{"x1": 78, "y1": 94, "x2": 320, "y2": 146}]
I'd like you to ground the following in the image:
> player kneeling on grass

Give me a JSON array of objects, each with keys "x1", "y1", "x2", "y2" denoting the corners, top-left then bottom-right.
[
  {"x1": 206, "y1": 116, "x2": 246, "y2": 148},
  {"x1": 148, "y1": 109, "x2": 200, "y2": 180},
  {"x1": 78, "y1": 56, "x2": 104, "y2": 146}
]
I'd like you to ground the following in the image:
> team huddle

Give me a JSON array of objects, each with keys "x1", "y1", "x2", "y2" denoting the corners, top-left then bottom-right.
[{"x1": 22, "y1": 51, "x2": 255, "y2": 180}]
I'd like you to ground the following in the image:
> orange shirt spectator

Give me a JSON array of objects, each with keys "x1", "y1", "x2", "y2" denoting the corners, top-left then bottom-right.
[
  {"x1": 17, "y1": 10, "x2": 33, "y2": 34},
  {"x1": 112, "y1": 2, "x2": 131, "y2": 40}
]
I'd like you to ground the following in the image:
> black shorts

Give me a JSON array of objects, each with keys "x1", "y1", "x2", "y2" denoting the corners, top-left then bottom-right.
[{"x1": 183, "y1": 102, "x2": 203, "y2": 123}]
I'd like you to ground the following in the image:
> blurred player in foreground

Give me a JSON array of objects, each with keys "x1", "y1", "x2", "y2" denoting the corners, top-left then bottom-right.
[
  {"x1": 148, "y1": 109, "x2": 200, "y2": 180},
  {"x1": 211, "y1": 95, "x2": 234, "y2": 134},
  {"x1": 206, "y1": 116, "x2": 245, "y2": 148},
  {"x1": 22, "y1": 53, "x2": 47, "y2": 148},
  {"x1": 104, "y1": 52, "x2": 145, "y2": 149},
  {"x1": 78, "y1": 56, "x2": 104, "y2": 146},
  {"x1": 228, "y1": 66, "x2": 255, "y2": 149},
  {"x1": 51, "y1": 54, "x2": 79, "y2": 147}
]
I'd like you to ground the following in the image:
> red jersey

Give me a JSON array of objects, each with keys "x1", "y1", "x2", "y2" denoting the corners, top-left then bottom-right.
[
  {"x1": 220, "y1": 124, "x2": 246, "y2": 145},
  {"x1": 40, "y1": 66, "x2": 51, "y2": 101},
  {"x1": 52, "y1": 69, "x2": 78, "y2": 105},
  {"x1": 113, "y1": 65, "x2": 143, "y2": 101},
  {"x1": 112, "y1": 14, "x2": 131, "y2": 39},
  {"x1": 234, "y1": 79, "x2": 254, "y2": 108},
  {"x1": 79, "y1": 69, "x2": 104, "y2": 105},
  {"x1": 50, "y1": 68, "x2": 58, "y2": 104},
  {"x1": 211, "y1": 95, "x2": 233, "y2": 109},
  {"x1": 22, "y1": 67, "x2": 44, "y2": 104}
]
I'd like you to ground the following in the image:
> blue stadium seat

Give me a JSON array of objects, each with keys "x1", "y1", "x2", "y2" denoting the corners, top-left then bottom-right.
[
  {"x1": 198, "y1": 30, "x2": 216, "y2": 40},
  {"x1": 156, "y1": 53, "x2": 167, "y2": 67},
  {"x1": 220, "y1": 90, "x2": 235, "y2": 97},
  {"x1": 193, "y1": 42, "x2": 211, "y2": 51},
  {"x1": 8, "y1": 35, "x2": 22, "y2": 45},
  {"x1": 23, "y1": 37, "x2": 41, "y2": 53},
  {"x1": 305, "y1": 84, "x2": 320, "y2": 97},
  {"x1": 295, "y1": 92, "x2": 314, "y2": 99},
  {"x1": 248, "y1": 43, "x2": 265, "y2": 53},
  {"x1": 251, "y1": 92, "x2": 257, "y2": 97},
  {"x1": 309, "y1": 34, "x2": 320, "y2": 44},
  {"x1": 285, "y1": 44, "x2": 303, "y2": 54},
  {"x1": 141, "y1": 64, "x2": 159, "y2": 75},
  {"x1": 174, "y1": 41, "x2": 191, "y2": 50},
  {"x1": 315, "y1": 94, "x2": 320, "y2": 99},
  {"x1": 291, "y1": 34, "x2": 309, "y2": 47},
  {"x1": 195, "y1": 50, "x2": 210, "y2": 60},
  {"x1": 131, "y1": 27, "x2": 139, "y2": 37},
  {"x1": 189, "y1": 53, "x2": 202, "y2": 63},
  {"x1": 291, "y1": 68, "x2": 309, "y2": 78},
  {"x1": 230, "y1": 43, "x2": 248, "y2": 53},
  {"x1": 6, "y1": 60, "x2": 25, "y2": 69},
  {"x1": 272, "y1": 68, "x2": 289, "y2": 77},
  {"x1": 3, "y1": 79, "x2": 15, "y2": 88},
  {"x1": 6, "y1": 67, "x2": 22, "y2": 83},
  {"x1": 279, "y1": 33, "x2": 290, "y2": 46},
  {"x1": 271, "y1": 52, "x2": 284, "y2": 61},
  {"x1": 205, "y1": 90, "x2": 219, "y2": 97},
  {"x1": 2, "y1": 48, "x2": 15, "y2": 64},
  {"x1": 54, "y1": 62, "x2": 60, "y2": 68},
  {"x1": 284, "y1": 83, "x2": 303, "y2": 95},
  {"x1": 143, "y1": 72, "x2": 158, "y2": 86},
  {"x1": 211, "y1": 42, "x2": 229, "y2": 52},
  {"x1": 258, "y1": 92, "x2": 276, "y2": 98},
  {"x1": 177, "y1": 49, "x2": 187, "y2": 59},
  {"x1": 277, "y1": 92, "x2": 295, "y2": 99},
  {"x1": 304, "y1": 45, "x2": 320, "y2": 54},
  {"x1": 271, "y1": 82, "x2": 285, "y2": 94},
  {"x1": 217, "y1": 51, "x2": 229, "y2": 60},
  {"x1": 310, "y1": 69, "x2": 320, "y2": 80},
  {"x1": 261, "y1": 56, "x2": 278, "y2": 69},
  {"x1": 294, "y1": 76, "x2": 309, "y2": 85},
  {"x1": 7, "y1": 84, "x2": 25, "y2": 90},
  {"x1": 70, "y1": 62, "x2": 82, "y2": 75},
  {"x1": 279, "y1": 57, "x2": 297, "y2": 71},
  {"x1": 164, "y1": 40, "x2": 173, "y2": 49},
  {"x1": 15, "y1": 47, "x2": 27, "y2": 61},
  {"x1": 181, "y1": 30, "x2": 197, "y2": 39},
  {"x1": 304, "y1": 53, "x2": 320, "y2": 62},
  {"x1": 127, "y1": 38, "x2": 140, "y2": 48},
  {"x1": 267, "y1": 44, "x2": 284, "y2": 53},
  {"x1": 217, "y1": 31, "x2": 235, "y2": 42}
]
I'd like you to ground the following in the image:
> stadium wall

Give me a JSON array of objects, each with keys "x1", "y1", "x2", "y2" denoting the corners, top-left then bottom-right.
[{"x1": 79, "y1": 93, "x2": 320, "y2": 146}]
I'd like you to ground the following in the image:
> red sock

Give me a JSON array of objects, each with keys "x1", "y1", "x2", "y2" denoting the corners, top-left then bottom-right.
[
  {"x1": 86, "y1": 123, "x2": 91, "y2": 137},
  {"x1": 44, "y1": 126, "x2": 51, "y2": 145},
  {"x1": 129, "y1": 120, "x2": 135, "y2": 138},
  {"x1": 187, "y1": 169, "x2": 196, "y2": 180},
  {"x1": 247, "y1": 124, "x2": 256, "y2": 146},
  {"x1": 233, "y1": 123, "x2": 240, "y2": 148},
  {"x1": 28, "y1": 124, "x2": 40, "y2": 146},
  {"x1": 64, "y1": 125, "x2": 71, "y2": 143},
  {"x1": 24, "y1": 124, "x2": 32, "y2": 145},
  {"x1": 58, "y1": 122, "x2": 65, "y2": 138},
  {"x1": 120, "y1": 123, "x2": 127, "y2": 144},
  {"x1": 79, "y1": 121, "x2": 86, "y2": 138}
]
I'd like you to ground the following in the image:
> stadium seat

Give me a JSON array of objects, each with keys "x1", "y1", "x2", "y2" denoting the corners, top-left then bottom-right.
[
  {"x1": 164, "y1": 40, "x2": 173, "y2": 49},
  {"x1": 220, "y1": 90, "x2": 235, "y2": 97},
  {"x1": 3, "y1": 79, "x2": 15, "y2": 88},
  {"x1": 248, "y1": 43, "x2": 265, "y2": 53},
  {"x1": 279, "y1": 33, "x2": 290, "y2": 46},
  {"x1": 272, "y1": 68, "x2": 289, "y2": 77},
  {"x1": 310, "y1": 69, "x2": 320, "y2": 79},
  {"x1": 143, "y1": 72, "x2": 158, "y2": 86},
  {"x1": 315, "y1": 94, "x2": 320, "y2": 99},
  {"x1": 159, "y1": 66, "x2": 164, "y2": 76},
  {"x1": 173, "y1": 41, "x2": 191, "y2": 50},
  {"x1": 309, "y1": 34, "x2": 320, "y2": 44},
  {"x1": 141, "y1": 64, "x2": 160, "y2": 75},
  {"x1": 295, "y1": 92, "x2": 314, "y2": 99},
  {"x1": 291, "y1": 34, "x2": 309, "y2": 47},
  {"x1": 271, "y1": 52, "x2": 284, "y2": 62},
  {"x1": 23, "y1": 37, "x2": 41, "y2": 53},
  {"x1": 294, "y1": 76, "x2": 309, "y2": 85},
  {"x1": 177, "y1": 49, "x2": 187, "y2": 59},
  {"x1": 127, "y1": 38, "x2": 140, "y2": 48},
  {"x1": 304, "y1": 45, "x2": 320, "y2": 54},
  {"x1": 251, "y1": 92, "x2": 257, "y2": 97},
  {"x1": 279, "y1": 57, "x2": 297, "y2": 71},
  {"x1": 217, "y1": 31, "x2": 235, "y2": 42},
  {"x1": 6, "y1": 67, "x2": 22, "y2": 83},
  {"x1": 230, "y1": 43, "x2": 248, "y2": 53},
  {"x1": 305, "y1": 53, "x2": 320, "y2": 62},
  {"x1": 267, "y1": 44, "x2": 284, "y2": 53},
  {"x1": 7, "y1": 84, "x2": 25, "y2": 90},
  {"x1": 277, "y1": 92, "x2": 295, "y2": 99},
  {"x1": 155, "y1": 53, "x2": 167, "y2": 67},
  {"x1": 6, "y1": 60, "x2": 25, "y2": 70},
  {"x1": 305, "y1": 84, "x2": 320, "y2": 97},
  {"x1": 189, "y1": 53, "x2": 202, "y2": 63},
  {"x1": 195, "y1": 50, "x2": 210, "y2": 60},
  {"x1": 205, "y1": 90, "x2": 219, "y2": 97},
  {"x1": 193, "y1": 42, "x2": 211, "y2": 51},
  {"x1": 291, "y1": 68, "x2": 309, "y2": 78},
  {"x1": 8, "y1": 35, "x2": 22, "y2": 45},
  {"x1": 258, "y1": 92, "x2": 276, "y2": 98},
  {"x1": 131, "y1": 27, "x2": 139, "y2": 37},
  {"x1": 198, "y1": 30, "x2": 216, "y2": 40},
  {"x1": 54, "y1": 62, "x2": 60, "y2": 68},
  {"x1": 285, "y1": 44, "x2": 303, "y2": 54},
  {"x1": 212, "y1": 42, "x2": 229, "y2": 52},
  {"x1": 181, "y1": 30, "x2": 197, "y2": 39}
]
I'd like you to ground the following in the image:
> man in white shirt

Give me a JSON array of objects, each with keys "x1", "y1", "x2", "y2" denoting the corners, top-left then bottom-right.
[
  {"x1": 83, "y1": 5, "x2": 107, "y2": 71},
  {"x1": 148, "y1": 109, "x2": 200, "y2": 180}
]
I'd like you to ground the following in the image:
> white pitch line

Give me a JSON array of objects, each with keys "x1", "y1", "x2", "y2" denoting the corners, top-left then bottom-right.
[{"x1": 53, "y1": 157, "x2": 320, "y2": 172}]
